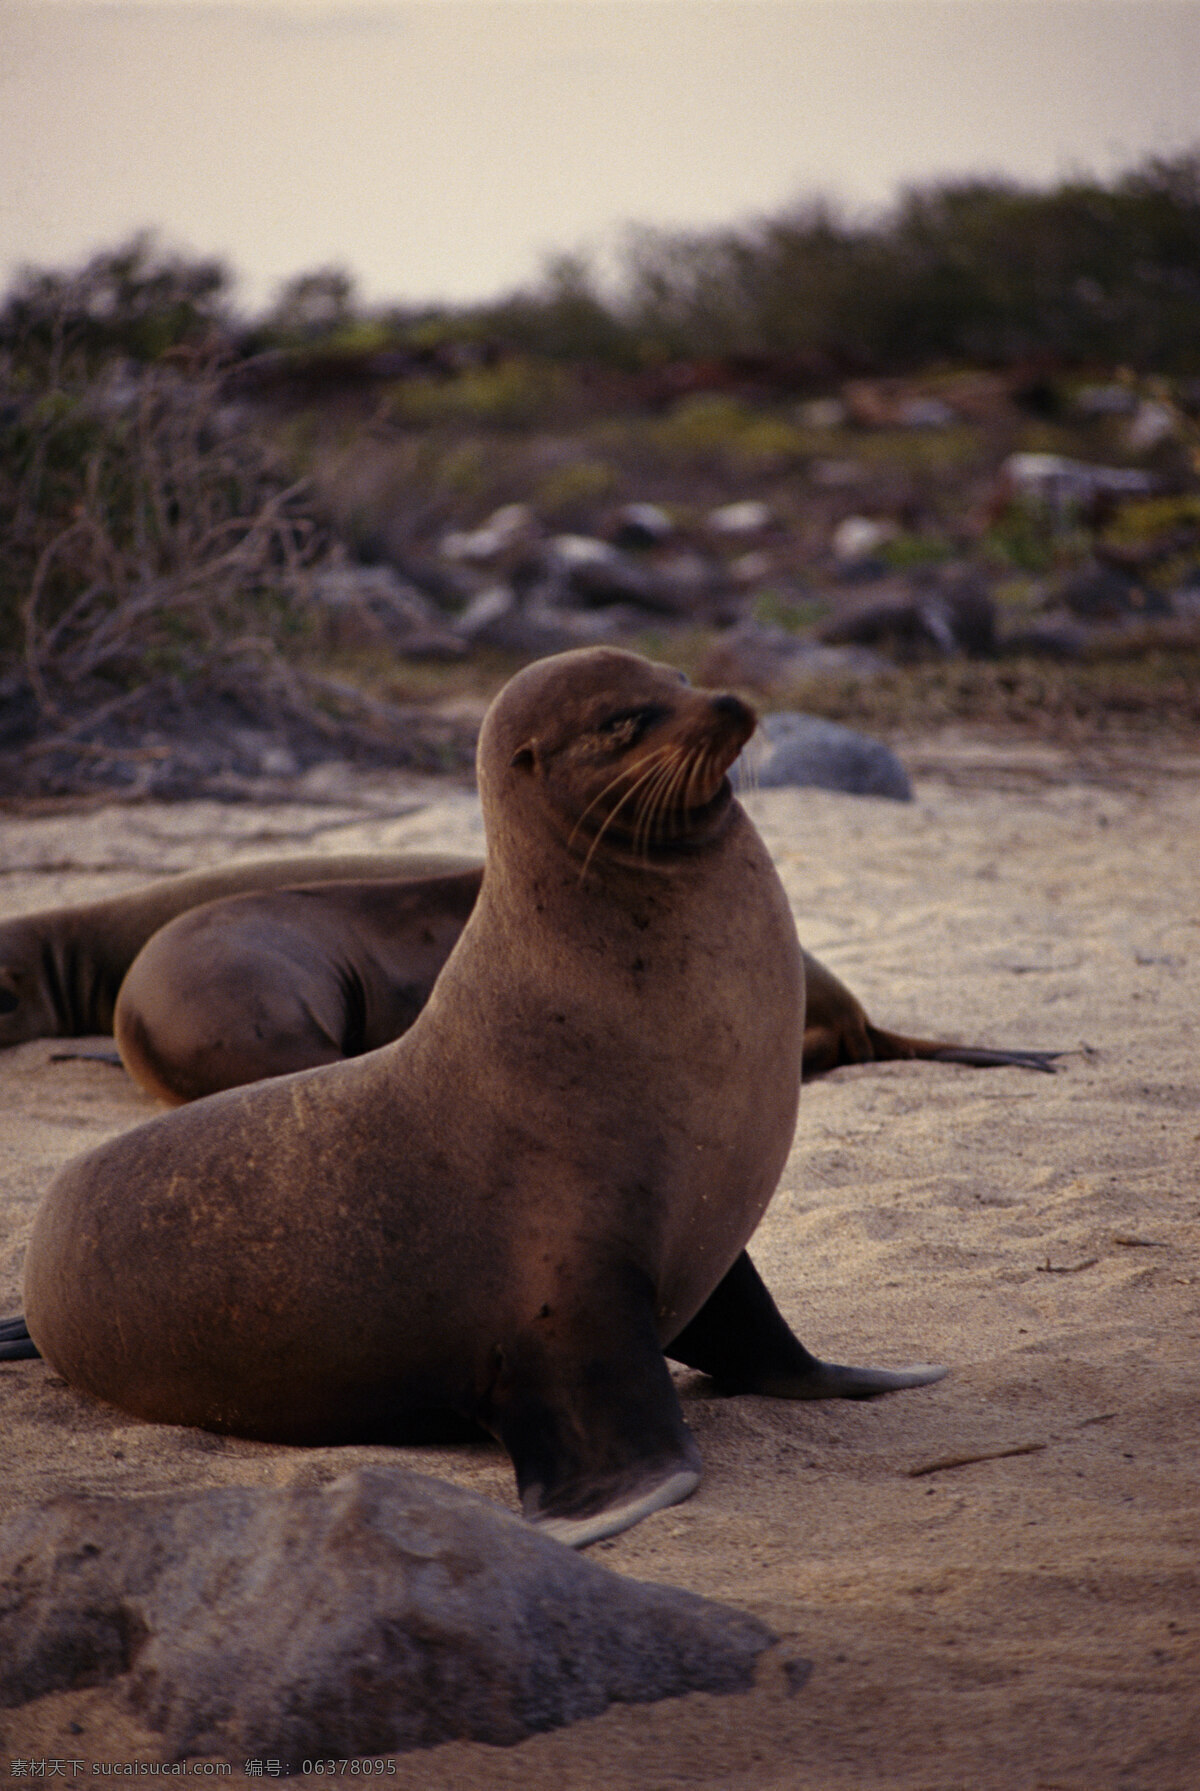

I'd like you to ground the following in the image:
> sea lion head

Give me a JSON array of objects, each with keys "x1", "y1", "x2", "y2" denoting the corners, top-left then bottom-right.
[{"x1": 478, "y1": 647, "x2": 756, "y2": 866}]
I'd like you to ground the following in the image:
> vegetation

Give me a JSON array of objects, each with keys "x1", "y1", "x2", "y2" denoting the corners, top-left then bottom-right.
[
  {"x1": 482, "y1": 151, "x2": 1200, "y2": 376},
  {"x1": 2, "y1": 153, "x2": 1200, "y2": 795}
]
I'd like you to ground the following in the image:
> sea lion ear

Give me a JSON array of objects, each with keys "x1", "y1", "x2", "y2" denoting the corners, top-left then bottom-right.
[{"x1": 510, "y1": 743, "x2": 537, "y2": 772}]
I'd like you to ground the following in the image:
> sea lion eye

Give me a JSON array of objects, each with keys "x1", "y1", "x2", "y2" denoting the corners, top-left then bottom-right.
[
  {"x1": 597, "y1": 704, "x2": 668, "y2": 748},
  {"x1": 0, "y1": 986, "x2": 17, "y2": 1016}
]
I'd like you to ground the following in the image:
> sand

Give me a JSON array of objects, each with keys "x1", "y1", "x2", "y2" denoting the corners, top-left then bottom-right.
[{"x1": 1, "y1": 738, "x2": 1197, "y2": 1788}]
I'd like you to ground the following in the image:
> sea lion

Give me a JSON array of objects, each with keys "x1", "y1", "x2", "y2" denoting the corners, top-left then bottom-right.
[
  {"x1": 114, "y1": 871, "x2": 483, "y2": 1105},
  {"x1": 112, "y1": 870, "x2": 1057, "y2": 1107},
  {"x1": 13, "y1": 648, "x2": 945, "y2": 1545},
  {"x1": 0, "y1": 852, "x2": 477, "y2": 1048}
]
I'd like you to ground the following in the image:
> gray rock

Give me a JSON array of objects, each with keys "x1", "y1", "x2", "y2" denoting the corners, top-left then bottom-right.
[
  {"x1": 1055, "y1": 558, "x2": 1167, "y2": 621},
  {"x1": 0, "y1": 1467, "x2": 778, "y2": 1764},
  {"x1": 609, "y1": 503, "x2": 675, "y2": 549},
  {"x1": 707, "y1": 500, "x2": 774, "y2": 536},
  {"x1": 700, "y1": 619, "x2": 888, "y2": 692},
  {"x1": 999, "y1": 615, "x2": 1091, "y2": 660},
  {"x1": 738, "y1": 711, "x2": 913, "y2": 801},
  {"x1": 998, "y1": 453, "x2": 1158, "y2": 514},
  {"x1": 310, "y1": 564, "x2": 466, "y2": 659},
  {"x1": 440, "y1": 503, "x2": 535, "y2": 564},
  {"x1": 513, "y1": 536, "x2": 726, "y2": 620},
  {"x1": 454, "y1": 584, "x2": 636, "y2": 653},
  {"x1": 817, "y1": 572, "x2": 996, "y2": 660}
]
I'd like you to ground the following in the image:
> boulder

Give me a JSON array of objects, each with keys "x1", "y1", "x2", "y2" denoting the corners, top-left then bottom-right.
[
  {"x1": 310, "y1": 565, "x2": 466, "y2": 659},
  {"x1": 0, "y1": 1467, "x2": 780, "y2": 1764},
  {"x1": 817, "y1": 572, "x2": 996, "y2": 660},
  {"x1": 737, "y1": 711, "x2": 913, "y2": 801},
  {"x1": 698, "y1": 620, "x2": 888, "y2": 693},
  {"x1": 608, "y1": 503, "x2": 675, "y2": 549}
]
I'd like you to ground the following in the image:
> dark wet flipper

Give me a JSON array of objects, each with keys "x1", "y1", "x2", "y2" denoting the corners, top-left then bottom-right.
[
  {"x1": 667, "y1": 1251, "x2": 947, "y2": 1399},
  {"x1": 865, "y1": 1025, "x2": 1062, "y2": 1074},
  {"x1": 773, "y1": 1358, "x2": 949, "y2": 1397},
  {"x1": 0, "y1": 1314, "x2": 40, "y2": 1361},
  {"x1": 486, "y1": 1272, "x2": 702, "y2": 1548},
  {"x1": 924, "y1": 1044, "x2": 1061, "y2": 1072}
]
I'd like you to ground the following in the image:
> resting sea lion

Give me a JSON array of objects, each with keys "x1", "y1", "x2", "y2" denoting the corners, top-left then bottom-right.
[
  {"x1": 111, "y1": 872, "x2": 1057, "y2": 1107},
  {"x1": 12, "y1": 648, "x2": 945, "y2": 1545},
  {"x1": 0, "y1": 852, "x2": 477, "y2": 1047}
]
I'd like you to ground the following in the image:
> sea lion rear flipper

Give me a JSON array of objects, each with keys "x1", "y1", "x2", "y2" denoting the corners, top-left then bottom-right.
[
  {"x1": 485, "y1": 1271, "x2": 702, "y2": 1549},
  {"x1": 667, "y1": 1251, "x2": 947, "y2": 1399},
  {"x1": 0, "y1": 1314, "x2": 39, "y2": 1361},
  {"x1": 861, "y1": 1022, "x2": 1062, "y2": 1075}
]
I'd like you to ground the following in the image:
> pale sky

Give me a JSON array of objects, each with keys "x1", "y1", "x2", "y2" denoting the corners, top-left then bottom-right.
[{"x1": 2, "y1": 0, "x2": 1199, "y2": 312}]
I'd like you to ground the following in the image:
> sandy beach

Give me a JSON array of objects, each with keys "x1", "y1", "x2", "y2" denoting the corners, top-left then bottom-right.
[{"x1": 1, "y1": 738, "x2": 1197, "y2": 1788}]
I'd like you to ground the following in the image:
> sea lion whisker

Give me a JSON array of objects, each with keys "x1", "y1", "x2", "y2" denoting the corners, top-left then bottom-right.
[
  {"x1": 578, "y1": 750, "x2": 679, "y2": 879},
  {"x1": 566, "y1": 745, "x2": 676, "y2": 854},
  {"x1": 637, "y1": 745, "x2": 694, "y2": 852},
  {"x1": 633, "y1": 750, "x2": 688, "y2": 856},
  {"x1": 656, "y1": 748, "x2": 700, "y2": 842},
  {"x1": 682, "y1": 745, "x2": 710, "y2": 814}
]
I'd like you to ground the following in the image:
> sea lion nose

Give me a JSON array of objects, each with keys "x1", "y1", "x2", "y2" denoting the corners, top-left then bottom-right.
[{"x1": 710, "y1": 693, "x2": 757, "y2": 734}]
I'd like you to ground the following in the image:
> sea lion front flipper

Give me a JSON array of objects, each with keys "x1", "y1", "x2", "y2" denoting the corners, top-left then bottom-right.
[
  {"x1": 0, "y1": 1314, "x2": 39, "y2": 1361},
  {"x1": 486, "y1": 1271, "x2": 702, "y2": 1549},
  {"x1": 667, "y1": 1251, "x2": 947, "y2": 1400}
]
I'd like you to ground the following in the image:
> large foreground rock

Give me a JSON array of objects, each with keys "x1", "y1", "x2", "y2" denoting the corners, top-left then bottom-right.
[{"x1": 0, "y1": 1467, "x2": 778, "y2": 1763}]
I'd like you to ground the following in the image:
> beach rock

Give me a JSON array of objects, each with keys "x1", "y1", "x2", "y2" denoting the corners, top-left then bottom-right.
[
  {"x1": 737, "y1": 710, "x2": 913, "y2": 801},
  {"x1": 1124, "y1": 399, "x2": 1176, "y2": 453},
  {"x1": 310, "y1": 565, "x2": 467, "y2": 658},
  {"x1": 1000, "y1": 615, "x2": 1091, "y2": 660},
  {"x1": 1071, "y1": 383, "x2": 1138, "y2": 418},
  {"x1": 453, "y1": 584, "x2": 584, "y2": 654},
  {"x1": 608, "y1": 502, "x2": 675, "y2": 548},
  {"x1": 440, "y1": 503, "x2": 535, "y2": 565},
  {"x1": 708, "y1": 500, "x2": 774, "y2": 536},
  {"x1": 831, "y1": 515, "x2": 898, "y2": 565},
  {"x1": 1055, "y1": 559, "x2": 1167, "y2": 620},
  {"x1": 997, "y1": 454, "x2": 1157, "y2": 516},
  {"x1": 0, "y1": 1467, "x2": 778, "y2": 1764},
  {"x1": 512, "y1": 535, "x2": 728, "y2": 620},
  {"x1": 817, "y1": 572, "x2": 996, "y2": 660},
  {"x1": 698, "y1": 620, "x2": 888, "y2": 693},
  {"x1": 795, "y1": 398, "x2": 846, "y2": 430}
]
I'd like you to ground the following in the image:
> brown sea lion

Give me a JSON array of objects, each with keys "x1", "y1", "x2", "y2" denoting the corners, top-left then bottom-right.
[
  {"x1": 112, "y1": 870, "x2": 1057, "y2": 1107},
  {"x1": 13, "y1": 648, "x2": 945, "y2": 1545},
  {"x1": 0, "y1": 852, "x2": 477, "y2": 1048},
  {"x1": 113, "y1": 871, "x2": 484, "y2": 1105}
]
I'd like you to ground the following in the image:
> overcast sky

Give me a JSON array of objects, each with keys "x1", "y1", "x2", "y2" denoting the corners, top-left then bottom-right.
[{"x1": 3, "y1": 1, "x2": 1199, "y2": 311}]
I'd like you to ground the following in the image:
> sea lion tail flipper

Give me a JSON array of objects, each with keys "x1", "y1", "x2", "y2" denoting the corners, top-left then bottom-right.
[
  {"x1": 866, "y1": 1025, "x2": 1062, "y2": 1074},
  {"x1": 486, "y1": 1272, "x2": 702, "y2": 1549},
  {"x1": 0, "y1": 1314, "x2": 40, "y2": 1361},
  {"x1": 666, "y1": 1251, "x2": 947, "y2": 1400}
]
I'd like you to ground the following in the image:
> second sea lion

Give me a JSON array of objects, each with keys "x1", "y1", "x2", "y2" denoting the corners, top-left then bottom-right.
[
  {"x1": 112, "y1": 867, "x2": 1058, "y2": 1106},
  {"x1": 0, "y1": 852, "x2": 477, "y2": 1048}
]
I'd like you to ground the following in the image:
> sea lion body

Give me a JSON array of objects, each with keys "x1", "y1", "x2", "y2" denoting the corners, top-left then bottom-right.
[
  {"x1": 0, "y1": 852, "x2": 476, "y2": 1047},
  {"x1": 114, "y1": 871, "x2": 483, "y2": 1105},
  {"x1": 28, "y1": 648, "x2": 867, "y2": 1544}
]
